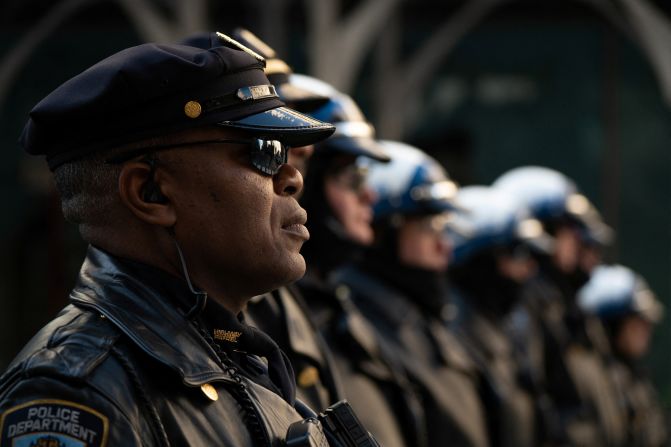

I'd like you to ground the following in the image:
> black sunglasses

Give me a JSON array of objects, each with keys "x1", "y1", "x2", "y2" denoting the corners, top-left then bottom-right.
[{"x1": 106, "y1": 138, "x2": 289, "y2": 176}]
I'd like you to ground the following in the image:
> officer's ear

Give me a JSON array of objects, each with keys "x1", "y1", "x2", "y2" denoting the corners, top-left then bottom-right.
[{"x1": 118, "y1": 160, "x2": 177, "y2": 227}]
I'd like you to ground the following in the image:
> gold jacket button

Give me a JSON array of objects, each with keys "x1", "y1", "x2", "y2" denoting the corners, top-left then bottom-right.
[
  {"x1": 184, "y1": 100, "x2": 202, "y2": 118},
  {"x1": 201, "y1": 383, "x2": 219, "y2": 401},
  {"x1": 297, "y1": 366, "x2": 320, "y2": 388}
]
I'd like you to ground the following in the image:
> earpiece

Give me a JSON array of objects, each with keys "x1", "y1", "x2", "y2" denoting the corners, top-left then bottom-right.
[
  {"x1": 141, "y1": 155, "x2": 168, "y2": 204},
  {"x1": 143, "y1": 180, "x2": 167, "y2": 204}
]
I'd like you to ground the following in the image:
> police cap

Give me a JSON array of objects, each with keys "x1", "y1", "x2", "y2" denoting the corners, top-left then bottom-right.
[
  {"x1": 20, "y1": 39, "x2": 335, "y2": 170},
  {"x1": 181, "y1": 29, "x2": 329, "y2": 113}
]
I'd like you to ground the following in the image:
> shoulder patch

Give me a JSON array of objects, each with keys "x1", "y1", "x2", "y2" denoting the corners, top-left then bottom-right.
[{"x1": 1, "y1": 400, "x2": 108, "y2": 446}]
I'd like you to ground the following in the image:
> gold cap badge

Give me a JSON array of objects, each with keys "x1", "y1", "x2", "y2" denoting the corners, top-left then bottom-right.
[{"x1": 184, "y1": 100, "x2": 202, "y2": 119}]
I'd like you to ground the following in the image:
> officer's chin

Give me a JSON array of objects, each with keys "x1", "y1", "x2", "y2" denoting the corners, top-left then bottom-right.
[{"x1": 279, "y1": 253, "x2": 307, "y2": 285}]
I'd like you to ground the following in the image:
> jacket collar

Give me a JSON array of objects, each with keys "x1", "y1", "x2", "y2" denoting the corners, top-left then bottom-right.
[
  {"x1": 275, "y1": 287, "x2": 326, "y2": 366},
  {"x1": 334, "y1": 267, "x2": 475, "y2": 371},
  {"x1": 332, "y1": 265, "x2": 420, "y2": 328},
  {"x1": 70, "y1": 245, "x2": 236, "y2": 386},
  {"x1": 452, "y1": 288, "x2": 511, "y2": 361}
]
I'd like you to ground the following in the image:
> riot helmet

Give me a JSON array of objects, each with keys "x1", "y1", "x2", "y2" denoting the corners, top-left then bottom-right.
[
  {"x1": 447, "y1": 185, "x2": 552, "y2": 316},
  {"x1": 448, "y1": 186, "x2": 552, "y2": 268},
  {"x1": 493, "y1": 166, "x2": 612, "y2": 293},
  {"x1": 288, "y1": 74, "x2": 390, "y2": 162},
  {"x1": 363, "y1": 140, "x2": 459, "y2": 271},
  {"x1": 578, "y1": 264, "x2": 663, "y2": 359},
  {"x1": 364, "y1": 140, "x2": 459, "y2": 222},
  {"x1": 578, "y1": 265, "x2": 663, "y2": 324},
  {"x1": 492, "y1": 166, "x2": 613, "y2": 246}
]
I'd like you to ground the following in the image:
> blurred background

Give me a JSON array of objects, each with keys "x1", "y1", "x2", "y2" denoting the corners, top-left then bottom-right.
[{"x1": 0, "y1": 0, "x2": 669, "y2": 407}]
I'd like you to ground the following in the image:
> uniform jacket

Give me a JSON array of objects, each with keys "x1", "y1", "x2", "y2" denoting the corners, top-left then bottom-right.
[
  {"x1": 609, "y1": 360, "x2": 668, "y2": 447},
  {"x1": 297, "y1": 273, "x2": 424, "y2": 447},
  {"x1": 515, "y1": 275, "x2": 627, "y2": 447},
  {"x1": 333, "y1": 266, "x2": 489, "y2": 447},
  {"x1": 0, "y1": 246, "x2": 306, "y2": 447},
  {"x1": 245, "y1": 285, "x2": 345, "y2": 413},
  {"x1": 451, "y1": 292, "x2": 536, "y2": 447}
]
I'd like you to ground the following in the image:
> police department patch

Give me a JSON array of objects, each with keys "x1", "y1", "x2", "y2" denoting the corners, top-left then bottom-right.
[{"x1": 0, "y1": 400, "x2": 108, "y2": 446}]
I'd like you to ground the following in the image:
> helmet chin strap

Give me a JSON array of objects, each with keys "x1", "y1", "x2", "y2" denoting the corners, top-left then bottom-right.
[{"x1": 168, "y1": 227, "x2": 208, "y2": 319}]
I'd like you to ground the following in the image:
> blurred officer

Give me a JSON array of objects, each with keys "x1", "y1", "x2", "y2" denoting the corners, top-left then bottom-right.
[
  {"x1": 180, "y1": 29, "x2": 345, "y2": 415},
  {"x1": 334, "y1": 141, "x2": 490, "y2": 447},
  {"x1": 493, "y1": 166, "x2": 626, "y2": 446},
  {"x1": 0, "y1": 39, "x2": 344, "y2": 446},
  {"x1": 447, "y1": 185, "x2": 553, "y2": 446},
  {"x1": 291, "y1": 76, "x2": 429, "y2": 447},
  {"x1": 579, "y1": 265, "x2": 668, "y2": 447}
]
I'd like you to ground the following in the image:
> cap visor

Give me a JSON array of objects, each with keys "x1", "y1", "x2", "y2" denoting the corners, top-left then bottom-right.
[
  {"x1": 219, "y1": 106, "x2": 335, "y2": 147},
  {"x1": 321, "y1": 136, "x2": 391, "y2": 162}
]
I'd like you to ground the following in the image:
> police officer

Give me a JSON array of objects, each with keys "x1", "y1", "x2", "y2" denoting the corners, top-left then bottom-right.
[
  {"x1": 334, "y1": 142, "x2": 489, "y2": 447},
  {"x1": 288, "y1": 76, "x2": 429, "y2": 447},
  {"x1": 180, "y1": 29, "x2": 345, "y2": 415},
  {"x1": 493, "y1": 166, "x2": 626, "y2": 446},
  {"x1": 447, "y1": 185, "x2": 553, "y2": 446},
  {"x1": 0, "y1": 38, "x2": 344, "y2": 446},
  {"x1": 579, "y1": 265, "x2": 668, "y2": 447}
]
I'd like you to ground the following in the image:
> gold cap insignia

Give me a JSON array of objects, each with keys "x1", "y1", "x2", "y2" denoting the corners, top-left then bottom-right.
[
  {"x1": 184, "y1": 100, "x2": 202, "y2": 118},
  {"x1": 201, "y1": 383, "x2": 219, "y2": 401},
  {"x1": 297, "y1": 366, "x2": 320, "y2": 388},
  {"x1": 213, "y1": 329, "x2": 242, "y2": 343}
]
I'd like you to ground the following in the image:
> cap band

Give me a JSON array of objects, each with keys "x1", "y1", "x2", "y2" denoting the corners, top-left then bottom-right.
[{"x1": 199, "y1": 85, "x2": 278, "y2": 115}]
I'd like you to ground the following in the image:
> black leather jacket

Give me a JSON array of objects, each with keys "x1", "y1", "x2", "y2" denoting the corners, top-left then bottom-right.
[{"x1": 0, "y1": 246, "x2": 306, "y2": 446}]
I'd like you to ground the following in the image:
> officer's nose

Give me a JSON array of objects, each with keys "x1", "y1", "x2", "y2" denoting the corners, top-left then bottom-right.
[{"x1": 274, "y1": 163, "x2": 304, "y2": 197}]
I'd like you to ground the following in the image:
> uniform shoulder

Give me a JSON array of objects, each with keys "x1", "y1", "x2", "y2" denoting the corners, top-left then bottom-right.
[
  {"x1": 2, "y1": 304, "x2": 121, "y2": 384},
  {"x1": 0, "y1": 307, "x2": 146, "y2": 446},
  {"x1": 0, "y1": 368, "x2": 144, "y2": 446}
]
